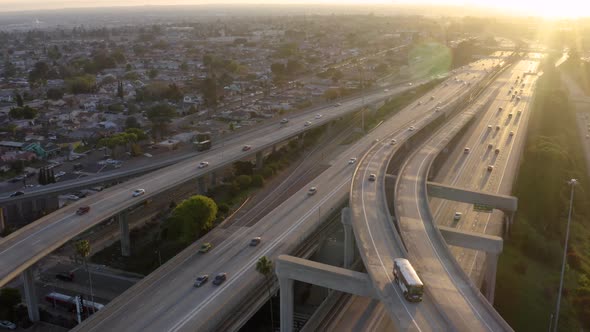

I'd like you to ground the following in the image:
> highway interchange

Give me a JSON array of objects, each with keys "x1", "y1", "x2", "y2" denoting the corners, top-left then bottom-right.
[
  {"x1": 331, "y1": 56, "x2": 539, "y2": 331},
  {"x1": 0, "y1": 51, "x2": 539, "y2": 332},
  {"x1": 68, "y1": 56, "x2": 504, "y2": 331}
]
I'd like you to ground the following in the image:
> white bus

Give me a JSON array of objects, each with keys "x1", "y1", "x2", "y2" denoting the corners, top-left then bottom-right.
[{"x1": 393, "y1": 258, "x2": 424, "y2": 302}]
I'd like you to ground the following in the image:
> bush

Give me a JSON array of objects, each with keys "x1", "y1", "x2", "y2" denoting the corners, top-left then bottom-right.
[
  {"x1": 236, "y1": 175, "x2": 252, "y2": 190},
  {"x1": 251, "y1": 174, "x2": 264, "y2": 188},
  {"x1": 260, "y1": 166, "x2": 274, "y2": 179},
  {"x1": 218, "y1": 203, "x2": 230, "y2": 214}
]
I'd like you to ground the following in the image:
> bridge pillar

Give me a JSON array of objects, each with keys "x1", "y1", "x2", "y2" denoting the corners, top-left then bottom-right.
[
  {"x1": 197, "y1": 176, "x2": 208, "y2": 195},
  {"x1": 15, "y1": 202, "x2": 23, "y2": 221},
  {"x1": 22, "y1": 266, "x2": 40, "y2": 321},
  {"x1": 117, "y1": 211, "x2": 130, "y2": 257},
  {"x1": 256, "y1": 151, "x2": 264, "y2": 170},
  {"x1": 272, "y1": 144, "x2": 277, "y2": 153},
  {"x1": 484, "y1": 253, "x2": 498, "y2": 303},
  {"x1": 210, "y1": 171, "x2": 218, "y2": 187},
  {"x1": 0, "y1": 206, "x2": 5, "y2": 233},
  {"x1": 278, "y1": 276, "x2": 294, "y2": 332},
  {"x1": 298, "y1": 133, "x2": 305, "y2": 148},
  {"x1": 341, "y1": 207, "x2": 354, "y2": 269}
]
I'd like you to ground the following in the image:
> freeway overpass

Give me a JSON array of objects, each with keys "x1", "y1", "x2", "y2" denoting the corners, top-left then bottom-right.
[
  {"x1": 347, "y1": 55, "x2": 532, "y2": 331},
  {"x1": 67, "y1": 58, "x2": 500, "y2": 331}
]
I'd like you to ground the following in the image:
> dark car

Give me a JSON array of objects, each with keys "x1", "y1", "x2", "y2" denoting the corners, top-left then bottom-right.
[
  {"x1": 249, "y1": 237, "x2": 261, "y2": 246},
  {"x1": 9, "y1": 191, "x2": 24, "y2": 197},
  {"x1": 212, "y1": 273, "x2": 227, "y2": 285},
  {"x1": 55, "y1": 272, "x2": 74, "y2": 282},
  {"x1": 76, "y1": 206, "x2": 90, "y2": 215},
  {"x1": 194, "y1": 275, "x2": 209, "y2": 288}
]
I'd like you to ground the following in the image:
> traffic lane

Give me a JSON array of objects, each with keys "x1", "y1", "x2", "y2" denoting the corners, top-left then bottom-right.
[
  {"x1": 169, "y1": 77, "x2": 478, "y2": 330},
  {"x1": 81, "y1": 144, "x2": 363, "y2": 331},
  {"x1": 398, "y1": 114, "x2": 504, "y2": 331},
  {"x1": 88, "y1": 54, "x2": 494, "y2": 330},
  {"x1": 351, "y1": 144, "x2": 447, "y2": 330}
]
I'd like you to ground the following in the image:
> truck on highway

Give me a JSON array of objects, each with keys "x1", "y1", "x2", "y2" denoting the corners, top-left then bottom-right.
[
  {"x1": 393, "y1": 258, "x2": 424, "y2": 302},
  {"x1": 194, "y1": 133, "x2": 212, "y2": 151}
]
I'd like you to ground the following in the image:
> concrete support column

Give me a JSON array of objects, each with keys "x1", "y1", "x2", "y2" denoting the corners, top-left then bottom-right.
[
  {"x1": 0, "y1": 206, "x2": 5, "y2": 233},
  {"x1": 256, "y1": 151, "x2": 264, "y2": 170},
  {"x1": 22, "y1": 266, "x2": 40, "y2": 322},
  {"x1": 15, "y1": 202, "x2": 23, "y2": 220},
  {"x1": 197, "y1": 176, "x2": 208, "y2": 195},
  {"x1": 341, "y1": 207, "x2": 354, "y2": 269},
  {"x1": 210, "y1": 171, "x2": 217, "y2": 187},
  {"x1": 279, "y1": 277, "x2": 294, "y2": 332},
  {"x1": 298, "y1": 133, "x2": 305, "y2": 148},
  {"x1": 484, "y1": 253, "x2": 499, "y2": 303},
  {"x1": 117, "y1": 211, "x2": 130, "y2": 257}
]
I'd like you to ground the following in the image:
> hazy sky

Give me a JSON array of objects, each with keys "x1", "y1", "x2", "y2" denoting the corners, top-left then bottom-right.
[{"x1": 0, "y1": 0, "x2": 587, "y2": 17}]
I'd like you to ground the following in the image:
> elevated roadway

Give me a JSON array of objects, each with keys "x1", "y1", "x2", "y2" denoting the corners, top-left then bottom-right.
[
  {"x1": 393, "y1": 75, "x2": 515, "y2": 331},
  {"x1": 70, "y1": 58, "x2": 500, "y2": 331},
  {"x1": 321, "y1": 58, "x2": 538, "y2": 332},
  {"x1": 0, "y1": 80, "x2": 423, "y2": 286}
]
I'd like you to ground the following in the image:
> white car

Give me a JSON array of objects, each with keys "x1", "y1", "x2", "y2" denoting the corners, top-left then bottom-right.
[
  {"x1": 315, "y1": 114, "x2": 323, "y2": 119},
  {"x1": 435, "y1": 107, "x2": 441, "y2": 112},
  {"x1": 280, "y1": 118, "x2": 289, "y2": 124},
  {"x1": 198, "y1": 162, "x2": 209, "y2": 169},
  {"x1": 390, "y1": 139, "x2": 397, "y2": 145},
  {"x1": 65, "y1": 194, "x2": 79, "y2": 201},
  {"x1": 307, "y1": 187, "x2": 317, "y2": 195},
  {"x1": 408, "y1": 126, "x2": 415, "y2": 131},
  {"x1": 132, "y1": 189, "x2": 146, "y2": 197},
  {"x1": 464, "y1": 147, "x2": 470, "y2": 154},
  {"x1": 453, "y1": 212, "x2": 462, "y2": 221},
  {"x1": 0, "y1": 320, "x2": 16, "y2": 330},
  {"x1": 304, "y1": 121, "x2": 312, "y2": 127},
  {"x1": 144, "y1": 153, "x2": 153, "y2": 158},
  {"x1": 55, "y1": 171, "x2": 66, "y2": 178},
  {"x1": 348, "y1": 158, "x2": 357, "y2": 164}
]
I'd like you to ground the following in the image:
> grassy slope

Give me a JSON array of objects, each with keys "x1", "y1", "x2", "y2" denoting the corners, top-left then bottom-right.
[{"x1": 494, "y1": 61, "x2": 590, "y2": 331}]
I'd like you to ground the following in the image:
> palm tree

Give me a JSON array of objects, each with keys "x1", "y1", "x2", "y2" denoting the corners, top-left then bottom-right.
[
  {"x1": 75, "y1": 240, "x2": 96, "y2": 315},
  {"x1": 256, "y1": 256, "x2": 275, "y2": 331}
]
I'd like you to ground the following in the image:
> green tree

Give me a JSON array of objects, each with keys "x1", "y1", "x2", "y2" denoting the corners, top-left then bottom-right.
[
  {"x1": 15, "y1": 93, "x2": 23, "y2": 107},
  {"x1": 47, "y1": 88, "x2": 64, "y2": 100},
  {"x1": 251, "y1": 174, "x2": 264, "y2": 187},
  {"x1": 148, "y1": 68, "x2": 159, "y2": 79},
  {"x1": 236, "y1": 175, "x2": 252, "y2": 190},
  {"x1": 202, "y1": 76, "x2": 218, "y2": 107},
  {"x1": 180, "y1": 62, "x2": 188, "y2": 72},
  {"x1": 233, "y1": 161, "x2": 254, "y2": 176},
  {"x1": 169, "y1": 195, "x2": 217, "y2": 243},
  {"x1": 147, "y1": 104, "x2": 176, "y2": 139},
  {"x1": 256, "y1": 256, "x2": 275, "y2": 331},
  {"x1": 75, "y1": 240, "x2": 96, "y2": 314},
  {"x1": 125, "y1": 116, "x2": 140, "y2": 129},
  {"x1": 323, "y1": 88, "x2": 339, "y2": 101}
]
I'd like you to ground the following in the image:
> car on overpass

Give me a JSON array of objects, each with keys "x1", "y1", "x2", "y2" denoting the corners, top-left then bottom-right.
[
  {"x1": 199, "y1": 242, "x2": 213, "y2": 253},
  {"x1": 194, "y1": 275, "x2": 209, "y2": 287},
  {"x1": 9, "y1": 191, "x2": 24, "y2": 197},
  {"x1": 198, "y1": 162, "x2": 209, "y2": 169},
  {"x1": 304, "y1": 121, "x2": 312, "y2": 127},
  {"x1": 348, "y1": 158, "x2": 357, "y2": 164},
  {"x1": 76, "y1": 206, "x2": 90, "y2": 215},
  {"x1": 368, "y1": 174, "x2": 376, "y2": 182},
  {"x1": 132, "y1": 189, "x2": 145, "y2": 197},
  {"x1": 280, "y1": 118, "x2": 289, "y2": 124},
  {"x1": 212, "y1": 273, "x2": 227, "y2": 286},
  {"x1": 242, "y1": 145, "x2": 252, "y2": 151},
  {"x1": 307, "y1": 187, "x2": 317, "y2": 196},
  {"x1": 249, "y1": 237, "x2": 261, "y2": 246}
]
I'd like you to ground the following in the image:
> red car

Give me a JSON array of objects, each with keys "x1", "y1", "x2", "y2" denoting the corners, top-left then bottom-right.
[{"x1": 76, "y1": 206, "x2": 90, "y2": 215}]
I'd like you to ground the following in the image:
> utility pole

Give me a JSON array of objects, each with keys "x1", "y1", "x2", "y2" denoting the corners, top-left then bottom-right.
[{"x1": 553, "y1": 178, "x2": 577, "y2": 332}]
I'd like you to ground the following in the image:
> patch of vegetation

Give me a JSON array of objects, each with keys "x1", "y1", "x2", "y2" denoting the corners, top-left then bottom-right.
[{"x1": 495, "y1": 59, "x2": 590, "y2": 331}]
